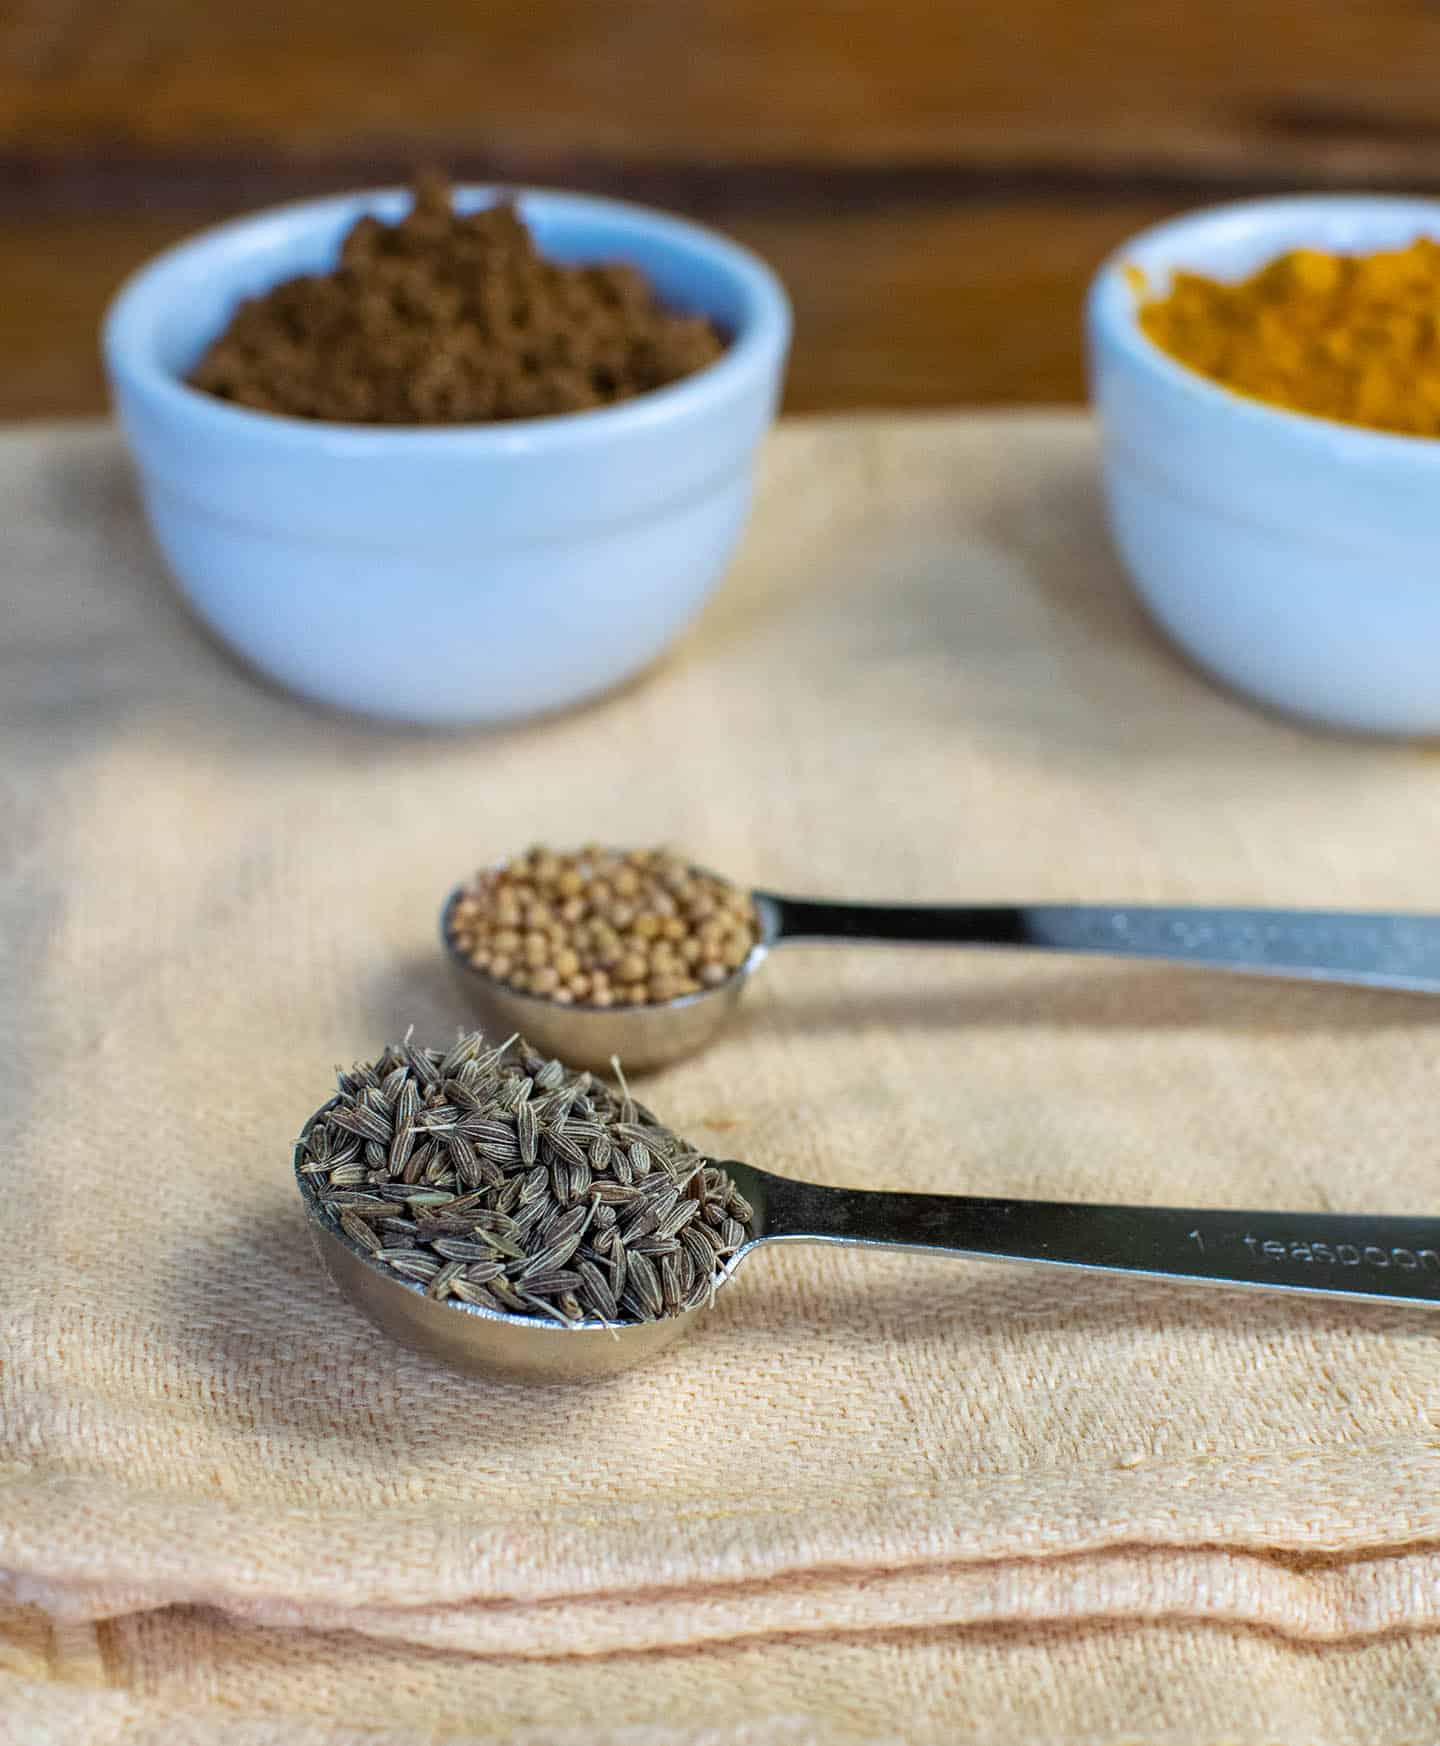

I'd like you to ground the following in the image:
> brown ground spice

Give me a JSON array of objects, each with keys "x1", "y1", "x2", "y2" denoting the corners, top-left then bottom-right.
[{"x1": 188, "y1": 172, "x2": 728, "y2": 423}]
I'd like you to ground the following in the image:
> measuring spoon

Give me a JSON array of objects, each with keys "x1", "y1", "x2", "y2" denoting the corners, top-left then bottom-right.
[
  {"x1": 296, "y1": 1117, "x2": 1440, "y2": 1384},
  {"x1": 443, "y1": 875, "x2": 1440, "y2": 1071}
]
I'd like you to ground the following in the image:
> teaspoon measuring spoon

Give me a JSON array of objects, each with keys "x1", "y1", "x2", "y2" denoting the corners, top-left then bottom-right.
[
  {"x1": 444, "y1": 875, "x2": 1440, "y2": 1071},
  {"x1": 296, "y1": 1115, "x2": 1440, "y2": 1385}
]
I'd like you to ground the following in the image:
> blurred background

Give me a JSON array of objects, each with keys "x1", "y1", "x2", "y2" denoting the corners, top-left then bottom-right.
[{"x1": 8, "y1": 0, "x2": 1440, "y2": 422}]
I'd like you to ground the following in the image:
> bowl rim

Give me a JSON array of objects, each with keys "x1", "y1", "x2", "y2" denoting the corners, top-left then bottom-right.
[
  {"x1": 1087, "y1": 191, "x2": 1440, "y2": 463},
  {"x1": 103, "y1": 182, "x2": 792, "y2": 452}
]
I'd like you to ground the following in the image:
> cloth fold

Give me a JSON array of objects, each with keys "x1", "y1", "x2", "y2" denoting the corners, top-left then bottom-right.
[
  {"x1": 4, "y1": 416, "x2": 1440, "y2": 1738},
  {"x1": 8, "y1": 1602, "x2": 1440, "y2": 1746}
]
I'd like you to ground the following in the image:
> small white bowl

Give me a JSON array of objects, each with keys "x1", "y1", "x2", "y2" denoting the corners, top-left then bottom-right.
[
  {"x1": 103, "y1": 188, "x2": 790, "y2": 726},
  {"x1": 1087, "y1": 196, "x2": 1440, "y2": 736}
]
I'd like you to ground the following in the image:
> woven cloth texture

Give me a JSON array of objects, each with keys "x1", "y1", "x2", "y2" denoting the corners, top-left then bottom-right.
[{"x1": 3, "y1": 416, "x2": 1439, "y2": 1741}]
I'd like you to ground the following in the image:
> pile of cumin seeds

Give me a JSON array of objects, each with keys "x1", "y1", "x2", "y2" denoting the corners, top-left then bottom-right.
[{"x1": 299, "y1": 1030, "x2": 753, "y2": 1326}]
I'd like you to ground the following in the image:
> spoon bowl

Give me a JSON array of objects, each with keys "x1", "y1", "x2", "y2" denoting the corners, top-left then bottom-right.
[
  {"x1": 295, "y1": 1109, "x2": 767, "y2": 1381},
  {"x1": 442, "y1": 880, "x2": 777, "y2": 1073}
]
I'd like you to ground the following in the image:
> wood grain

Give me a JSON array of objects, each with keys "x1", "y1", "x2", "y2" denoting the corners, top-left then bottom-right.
[
  {"x1": 8, "y1": 0, "x2": 1440, "y2": 419},
  {"x1": 7, "y1": 0, "x2": 1440, "y2": 178}
]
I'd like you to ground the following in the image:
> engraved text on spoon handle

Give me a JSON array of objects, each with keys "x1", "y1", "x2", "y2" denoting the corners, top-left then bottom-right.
[{"x1": 755, "y1": 1176, "x2": 1440, "y2": 1309}]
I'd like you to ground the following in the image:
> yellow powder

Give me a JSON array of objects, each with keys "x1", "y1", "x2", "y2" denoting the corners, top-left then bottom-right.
[{"x1": 1132, "y1": 239, "x2": 1440, "y2": 437}]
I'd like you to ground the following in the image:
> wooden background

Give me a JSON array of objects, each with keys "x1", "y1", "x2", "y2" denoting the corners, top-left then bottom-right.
[{"x1": 9, "y1": 0, "x2": 1440, "y2": 420}]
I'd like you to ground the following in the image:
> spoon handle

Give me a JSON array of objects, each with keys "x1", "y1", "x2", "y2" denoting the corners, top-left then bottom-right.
[
  {"x1": 760, "y1": 896, "x2": 1440, "y2": 993},
  {"x1": 754, "y1": 1174, "x2": 1440, "y2": 1308}
]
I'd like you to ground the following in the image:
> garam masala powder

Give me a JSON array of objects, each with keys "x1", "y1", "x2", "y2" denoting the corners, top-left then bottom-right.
[{"x1": 189, "y1": 171, "x2": 727, "y2": 424}]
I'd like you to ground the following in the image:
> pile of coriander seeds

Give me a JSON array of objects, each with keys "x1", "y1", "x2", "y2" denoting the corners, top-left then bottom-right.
[
  {"x1": 447, "y1": 845, "x2": 760, "y2": 1007},
  {"x1": 300, "y1": 1030, "x2": 753, "y2": 1326}
]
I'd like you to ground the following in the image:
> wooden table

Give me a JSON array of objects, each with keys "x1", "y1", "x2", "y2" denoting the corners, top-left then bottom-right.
[{"x1": 8, "y1": 0, "x2": 1440, "y2": 420}]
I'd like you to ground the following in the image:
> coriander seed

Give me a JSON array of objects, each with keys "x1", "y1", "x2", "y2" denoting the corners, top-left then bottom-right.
[{"x1": 448, "y1": 846, "x2": 761, "y2": 1008}]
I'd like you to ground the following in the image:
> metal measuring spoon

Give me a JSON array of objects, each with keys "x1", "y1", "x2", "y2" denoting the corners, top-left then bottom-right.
[
  {"x1": 295, "y1": 1114, "x2": 1440, "y2": 1384},
  {"x1": 443, "y1": 874, "x2": 1440, "y2": 1072}
]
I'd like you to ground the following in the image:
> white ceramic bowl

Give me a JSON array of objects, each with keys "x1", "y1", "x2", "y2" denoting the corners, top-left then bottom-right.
[
  {"x1": 103, "y1": 188, "x2": 790, "y2": 726},
  {"x1": 1087, "y1": 196, "x2": 1440, "y2": 736}
]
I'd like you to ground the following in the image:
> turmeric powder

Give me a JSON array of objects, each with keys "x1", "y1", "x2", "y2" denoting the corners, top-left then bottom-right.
[{"x1": 1133, "y1": 239, "x2": 1440, "y2": 437}]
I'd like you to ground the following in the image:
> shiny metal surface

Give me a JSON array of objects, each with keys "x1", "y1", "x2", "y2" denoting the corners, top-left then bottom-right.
[
  {"x1": 764, "y1": 896, "x2": 1440, "y2": 991},
  {"x1": 296, "y1": 1126, "x2": 1440, "y2": 1387},
  {"x1": 744, "y1": 1164, "x2": 1440, "y2": 1310},
  {"x1": 441, "y1": 879, "x2": 774, "y2": 1073},
  {"x1": 443, "y1": 878, "x2": 1440, "y2": 1074}
]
